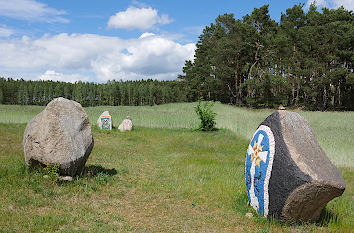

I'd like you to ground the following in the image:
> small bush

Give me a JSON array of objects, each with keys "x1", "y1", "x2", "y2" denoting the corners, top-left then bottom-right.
[{"x1": 194, "y1": 98, "x2": 217, "y2": 131}]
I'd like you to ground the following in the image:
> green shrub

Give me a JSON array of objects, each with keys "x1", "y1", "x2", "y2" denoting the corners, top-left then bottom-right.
[
  {"x1": 194, "y1": 99, "x2": 217, "y2": 131},
  {"x1": 43, "y1": 163, "x2": 60, "y2": 182}
]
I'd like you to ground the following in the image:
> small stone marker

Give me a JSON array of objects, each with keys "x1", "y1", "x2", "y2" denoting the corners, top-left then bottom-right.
[
  {"x1": 23, "y1": 97, "x2": 94, "y2": 176},
  {"x1": 278, "y1": 105, "x2": 285, "y2": 110},
  {"x1": 97, "y1": 111, "x2": 112, "y2": 130},
  {"x1": 118, "y1": 116, "x2": 132, "y2": 132},
  {"x1": 245, "y1": 110, "x2": 345, "y2": 222}
]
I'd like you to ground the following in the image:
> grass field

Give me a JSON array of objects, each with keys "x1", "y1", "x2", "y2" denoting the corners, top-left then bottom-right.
[
  {"x1": 0, "y1": 123, "x2": 353, "y2": 232},
  {"x1": 0, "y1": 103, "x2": 353, "y2": 167}
]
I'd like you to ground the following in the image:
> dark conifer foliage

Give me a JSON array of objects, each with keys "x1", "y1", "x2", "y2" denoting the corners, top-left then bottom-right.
[
  {"x1": 0, "y1": 4, "x2": 352, "y2": 110},
  {"x1": 180, "y1": 4, "x2": 353, "y2": 110},
  {"x1": 0, "y1": 78, "x2": 188, "y2": 107}
]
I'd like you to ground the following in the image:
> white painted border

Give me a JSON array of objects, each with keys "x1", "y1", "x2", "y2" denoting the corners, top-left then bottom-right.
[
  {"x1": 258, "y1": 125, "x2": 275, "y2": 217},
  {"x1": 246, "y1": 125, "x2": 275, "y2": 216}
]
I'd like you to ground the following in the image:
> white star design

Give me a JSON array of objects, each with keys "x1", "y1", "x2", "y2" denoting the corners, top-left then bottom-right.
[{"x1": 247, "y1": 133, "x2": 268, "y2": 211}]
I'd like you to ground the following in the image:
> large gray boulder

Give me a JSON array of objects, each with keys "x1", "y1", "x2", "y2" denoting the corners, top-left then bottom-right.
[
  {"x1": 245, "y1": 110, "x2": 345, "y2": 222},
  {"x1": 23, "y1": 97, "x2": 94, "y2": 176},
  {"x1": 97, "y1": 111, "x2": 112, "y2": 130}
]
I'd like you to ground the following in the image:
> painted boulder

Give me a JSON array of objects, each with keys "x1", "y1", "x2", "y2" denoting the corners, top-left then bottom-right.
[
  {"x1": 23, "y1": 97, "x2": 94, "y2": 176},
  {"x1": 97, "y1": 111, "x2": 112, "y2": 130},
  {"x1": 245, "y1": 110, "x2": 345, "y2": 222}
]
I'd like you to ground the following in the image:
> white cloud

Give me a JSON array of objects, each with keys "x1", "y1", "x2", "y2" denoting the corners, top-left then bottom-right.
[
  {"x1": 306, "y1": 0, "x2": 354, "y2": 10},
  {"x1": 131, "y1": 0, "x2": 149, "y2": 8},
  {"x1": 0, "y1": 33, "x2": 196, "y2": 82},
  {"x1": 139, "y1": 32, "x2": 156, "y2": 39},
  {"x1": 0, "y1": 26, "x2": 14, "y2": 37},
  {"x1": 0, "y1": 0, "x2": 68, "y2": 22},
  {"x1": 306, "y1": 0, "x2": 328, "y2": 8},
  {"x1": 39, "y1": 70, "x2": 90, "y2": 83},
  {"x1": 183, "y1": 26, "x2": 205, "y2": 36},
  {"x1": 333, "y1": 0, "x2": 354, "y2": 10},
  {"x1": 107, "y1": 6, "x2": 173, "y2": 30}
]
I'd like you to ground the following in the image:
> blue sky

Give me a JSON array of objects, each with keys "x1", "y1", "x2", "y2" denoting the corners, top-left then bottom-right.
[{"x1": 0, "y1": 0, "x2": 352, "y2": 83}]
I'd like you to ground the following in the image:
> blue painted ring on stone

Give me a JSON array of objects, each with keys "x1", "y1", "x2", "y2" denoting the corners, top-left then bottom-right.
[{"x1": 245, "y1": 125, "x2": 275, "y2": 217}]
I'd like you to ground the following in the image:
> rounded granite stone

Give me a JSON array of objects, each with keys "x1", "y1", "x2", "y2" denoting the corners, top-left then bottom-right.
[
  {"x1": 245, "y1": 110, "x2": 345, "y2": 222},
  {"x1": 23, "y1": 97, "x2": 94, "y2": 176}
]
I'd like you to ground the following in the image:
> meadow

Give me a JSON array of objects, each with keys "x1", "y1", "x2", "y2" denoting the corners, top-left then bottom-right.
[
  {"x1": 0, "y1": 102, "x2": 353, "y2": 167},
  {"x1": 0, "y1": 103, "x2": 353, "y2": 232}
]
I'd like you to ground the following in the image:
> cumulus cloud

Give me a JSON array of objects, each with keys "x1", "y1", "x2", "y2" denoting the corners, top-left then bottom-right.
[
  {"x1": 306, "y1": 0, "x2": 354, "y2": 10},
  {"x1": 0, "y1": 33, "x2": 195, "y2": 82},
  {"x1": 0, "y1": 0, "x2": 68, "y2": 22},
  {"x1": 107, "y1": 6, "x2": 173, "y2": 30},
  {"x1": 39, "y1": 70, "x2": 90, "y2": 83}
]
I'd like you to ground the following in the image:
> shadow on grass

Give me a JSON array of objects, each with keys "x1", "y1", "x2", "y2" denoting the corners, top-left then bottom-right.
[
  {"x1": 316, "y1": 207, "x2": 341, "y2": 226},
  {"x1": 82, "y1": 165, "x2": 118, "y2": 178},
  {"x1": 194, "y1": 127, "x2": 220, "y2": 132},
  {"x1": 233, "y1": 192, "x2": 340, "y2": 228}
]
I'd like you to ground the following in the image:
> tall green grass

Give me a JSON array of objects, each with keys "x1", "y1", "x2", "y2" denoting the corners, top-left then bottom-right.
[
  {"x1": 213, "y1": 104, "x2": 354, "y2": 168},
  {"x1": 0, "y1": 124, "x2": 352, "y2": 232},
  {"x1": 0, "y1": 103, "x2": 353, "y2": 167}
]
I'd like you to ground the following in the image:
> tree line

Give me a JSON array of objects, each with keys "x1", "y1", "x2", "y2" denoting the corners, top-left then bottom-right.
[
  {"x1": 0, "y1": 4, "x2": 352, "y2": 110},
  {"x1": 0, "y1": 78, "x2": 188, "y2": 107},
  {"x1": 179, "y1": 3, "x2": 353, "y2": 110}
]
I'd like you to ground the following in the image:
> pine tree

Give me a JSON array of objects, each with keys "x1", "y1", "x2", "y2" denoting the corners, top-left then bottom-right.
[
  {"x1": 0, "y1": 87, "x2": 3, "y2": 104},
  {"x1": 17, "y1": 83, "x2": 24, "y2": 105}
]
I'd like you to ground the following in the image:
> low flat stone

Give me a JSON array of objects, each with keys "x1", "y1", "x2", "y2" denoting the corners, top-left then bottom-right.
[
  {"x1": 59, "y1": 176, "x2": 73, "y2": 181},
  {"x1": 244, "y1": 110, "x2": 345, "y2": 222},
  {"x1": 23, "y1": 97, "x2": 94, "y2": 176},
  {"x1": 118, "y1": 116, "x2": 132, "y2": 132},
  {"x1": 97, "y1": 111, "x2": 112, "y2": 130}
]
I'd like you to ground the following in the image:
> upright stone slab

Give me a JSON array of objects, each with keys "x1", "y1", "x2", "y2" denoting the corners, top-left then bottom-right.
[
  {"x1": 97, "y1": 111, "x2": 112, "y2": 130},
  {"x1": 118, "y1": 116, "x2": 132, "y2": 132},
  {"x1": 245, "y1": 110, "x2": 345, "y2": 222},
  {"x1": 23, "y1": 97, "x2": 94, "y2": 176}
]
